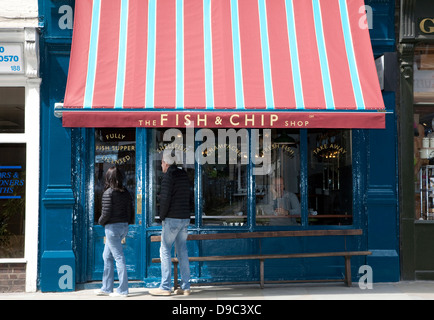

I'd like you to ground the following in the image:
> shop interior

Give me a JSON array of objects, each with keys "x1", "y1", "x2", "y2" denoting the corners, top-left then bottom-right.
[{"x1": 413, "y1": 44, "x2": 434, "y2": 220}]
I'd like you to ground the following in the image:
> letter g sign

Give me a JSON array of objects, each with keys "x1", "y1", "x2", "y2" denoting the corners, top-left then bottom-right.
[{"x1": 420, "y1": 18, "x2": 434, "y2": 34}]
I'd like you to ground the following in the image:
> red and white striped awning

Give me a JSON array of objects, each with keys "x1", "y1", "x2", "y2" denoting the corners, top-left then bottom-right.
[{"x1": 62, "y1": 0, "x2": 385, "y2": 129}]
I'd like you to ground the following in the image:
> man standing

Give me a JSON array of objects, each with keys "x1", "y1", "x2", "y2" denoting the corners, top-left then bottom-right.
[{"x1": 149, "y1": 152, "x2": 191, "y2": 296}]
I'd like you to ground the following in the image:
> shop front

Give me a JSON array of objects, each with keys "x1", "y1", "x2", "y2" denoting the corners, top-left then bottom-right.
[
  {"x1": 400, "y1": 0, "x2": 434, "y2": 280},
  {"x1": 38, "y1": 0, "x2": 398, "y2": 291},
  {"x1": 0, "y1": 26, "x2": 40, "y2": 292}
]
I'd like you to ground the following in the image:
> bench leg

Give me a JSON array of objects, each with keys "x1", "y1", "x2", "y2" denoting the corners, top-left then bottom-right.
[
  {"x1": 173, "y1": 261, "x2": 179, "y2": 290},
  {"x1": 344, "y1": 256, "x2": 352, "y2": 287},
  {"x1": 260, "y1": 259, "x2": 264, "y2": 289}
]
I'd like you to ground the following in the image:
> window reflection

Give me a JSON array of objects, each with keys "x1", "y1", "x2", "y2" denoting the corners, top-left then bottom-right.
[
  {"x1": 255, "y1": 129, "x2": 300, "y2": 226},
  {"x1": 151, "y1": 128, "x2": 195, "y2": 225},
  {"x1": 0, "y1": 144, "x2": 26, "y2": 258},
  {"x1": 414, "y1": 44, "x2": 434, "y2": 104},
  {"x1": 307, "y1": 130, "x2": 352, "y2": 225},
  {"x1": 202, "y1": 129, "x2": 248, "y2": 226},
  {"x1": 148, "y1": 128, "x2": 354, "y2": 227},
  {"x1": 0, "y1": 87, "x2": 25, "y2": 133},
  {"x1": 202, "y1": 162, "x2": 248, "y2": 226},
  {"x1": 94, "y1": 128, "x2": 136, "y2": 224},
  {"x1": 413, "y1": 44, "x2": 434, "y2": 220}
]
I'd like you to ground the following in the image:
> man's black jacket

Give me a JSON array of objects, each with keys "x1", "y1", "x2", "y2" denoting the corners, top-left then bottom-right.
[{"x1": 159, "y1": 165, "x2": 191, "y2": 220}]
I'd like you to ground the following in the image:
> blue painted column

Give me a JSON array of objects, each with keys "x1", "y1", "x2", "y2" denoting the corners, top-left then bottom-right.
[
  {"x1": 39, "y1": 97, "x2": 76, "y2": 291},
  {"x1": 38, "y1": 40, "x2": 76, "y2": 292},
  {"x1": 40, "y1": 187, "x2": 76, "y2": 292},
  {"x1": 365, "y1": 92, "x2": 400, "y2": 282},
  {"x1": 39, "y1": 115, "x2": 76, "y2": 291},
  {"x1": 38, "y1": 0, "x2": 77, "y2": 292}
]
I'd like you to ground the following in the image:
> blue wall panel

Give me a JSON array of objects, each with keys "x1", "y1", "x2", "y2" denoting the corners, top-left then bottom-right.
[{"x1": 366, "y1": 92, "x2": 400, "y2": 282}]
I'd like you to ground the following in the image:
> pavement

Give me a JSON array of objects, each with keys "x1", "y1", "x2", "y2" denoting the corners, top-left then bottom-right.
[{"x1": 1, "y1": 281, "x2": 434, "y2": 300}]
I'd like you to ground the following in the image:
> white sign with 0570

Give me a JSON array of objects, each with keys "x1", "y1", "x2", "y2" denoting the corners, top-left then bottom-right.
[{"x1": 0, "y1": 43, "x2": 24, "y2": 74}]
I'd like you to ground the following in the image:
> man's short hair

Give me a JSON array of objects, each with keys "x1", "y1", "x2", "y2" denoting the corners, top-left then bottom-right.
[{"x1": 162, "y1": 149, "x2": 183, "y2": 165}]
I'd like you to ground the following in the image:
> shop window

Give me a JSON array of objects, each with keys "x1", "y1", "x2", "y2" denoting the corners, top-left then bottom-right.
[
  {"x1": 201, "y1": 129, "x2": 248, "y2": 226},
  {"x1": 255, "y1": 129, "x2": 301, "y2": 226},
  {"x1": 149, "y1": 128, "x2": 355, "y2": 227},
  {"x1": 0, "y1": 87, "x2": 25, "y2": 133},
  {"x1": 0, "y1": 144, "x2": 26, "y2": 258},
  {"x1": 413, "y1": 44, "x2": 434, "y2": 220},
  {"x1": 150, "y1": 128, "x2": 195, "y2": 225},
  {"x1": 150, "y1": 128, "x2": 248, "y2": 226},
  {"x1": 414, "y1": 119, "x2": 433, "y2": 220},
  {"x1": 307, "y1": 130, "x2": 353, "y2": 225},
  {"x1": 94, "y1": 128, "x2": 136, "y2": 224},
  {"x1": 414, "y1": 44, "x2": 434, "y2": 104}
]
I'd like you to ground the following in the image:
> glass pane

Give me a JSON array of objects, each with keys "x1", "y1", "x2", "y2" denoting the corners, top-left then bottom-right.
[
  {"x1": 255, "y1": 129, "x2": 301, "y2": 226},
  {"x1": 0, "y1": 144, "x2": 26, "y2": 258},
  {"x1": 414, "y1": 111, "x2": 434, "y2": 220},
  {"x1": 413, "y1": 44, "x2": 434, "y2": 220},
  {"x1": 150, "y1": 128, "x2": 195, "y2": 225},
  {"x1": 308, "y1": 130, "x2": 352, "y2": 225},
  {"x1": 0, "y1": 87, "x2": 25, "y2": 133},
  {"x1": 414, "y1": 44, "x2": 434, "y2": 104},
  {"x1": 201, "y1": 129, "x2": 248, "y2": 226},
  {"x1": 94, "y1": 128, "x2": 136, "y2": 224}
]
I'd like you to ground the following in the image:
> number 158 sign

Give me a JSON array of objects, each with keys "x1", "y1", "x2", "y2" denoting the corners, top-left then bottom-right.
[{"x1": 0, "y1": 43, "x2": 24, "y2": 74}]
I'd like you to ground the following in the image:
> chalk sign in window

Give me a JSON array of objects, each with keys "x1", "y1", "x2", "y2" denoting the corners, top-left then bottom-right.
[{"x1": 0, "y1": 44, "x2": 24, "y2": 74}]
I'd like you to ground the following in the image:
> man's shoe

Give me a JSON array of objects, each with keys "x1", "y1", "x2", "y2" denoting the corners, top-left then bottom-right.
[
  {"x1": 174, "y1": 288, "x2": 191, "y2": 296},
  {"x1": 149, "y1": 288, "x2": 171, "y2": 296}
]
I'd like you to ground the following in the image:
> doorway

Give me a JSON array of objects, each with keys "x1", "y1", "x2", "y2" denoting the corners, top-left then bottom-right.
[{"x1": 88, "y1": 128, "x2": 142, "y2": 280}]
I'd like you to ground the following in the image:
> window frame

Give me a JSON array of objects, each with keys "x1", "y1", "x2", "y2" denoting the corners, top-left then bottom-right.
[
  {"x1": 0, "y1": 77, "x2": 41, "y2": 293},
  {"x1": 147, "y1": 128, "x2": 358, "y2": 229}
]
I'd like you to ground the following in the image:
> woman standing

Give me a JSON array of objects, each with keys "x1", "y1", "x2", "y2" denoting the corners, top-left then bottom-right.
[{"x1": 95, "y1": 166, "x2": 133, "y2": 297}]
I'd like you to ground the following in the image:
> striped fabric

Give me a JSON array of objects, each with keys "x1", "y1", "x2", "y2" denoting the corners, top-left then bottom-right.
[{"x1": 63, "y1": 0, "x2": 385, "y2": 128}]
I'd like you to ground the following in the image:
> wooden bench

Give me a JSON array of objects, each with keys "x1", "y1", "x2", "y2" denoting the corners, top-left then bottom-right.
[{"x1": 151, "y1": 229, "x2": 371, "y2": 289}]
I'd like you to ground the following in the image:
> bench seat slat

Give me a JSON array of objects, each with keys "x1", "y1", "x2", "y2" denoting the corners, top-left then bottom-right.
[
  {"x1": 150, "y1": 229, "x2": 363, "y2": 242},
  {"x1": 151, "y1": 251, "x2": 372, "y2": 263}
]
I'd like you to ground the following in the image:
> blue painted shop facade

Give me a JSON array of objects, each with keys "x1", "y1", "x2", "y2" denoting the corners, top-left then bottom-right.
[{"x1": 37, "y1": 0, "x2": 399, "y2": 291}]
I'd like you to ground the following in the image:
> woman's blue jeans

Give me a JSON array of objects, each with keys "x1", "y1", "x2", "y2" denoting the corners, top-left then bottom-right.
[
  {"x1": 159, "y1": 218, "x2": 190, "y2": 291},
  {"x1": 101, "y1": 223, "x2": 129, "y2": 295}
]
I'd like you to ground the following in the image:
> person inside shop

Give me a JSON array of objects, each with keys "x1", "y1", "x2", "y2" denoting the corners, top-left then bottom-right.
[
  {"x1": 270, "y1": 176, "x2": 301, "y2": 225},
  {"x1": 95, "y1": 166, "x2": 134, "y2": 297},
  {"x1": 414, "y1": 122, "x2": 429, "y2": 220},
  {"x1": 149, "y1": 150, "x2": 192, "y2": 296}
]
